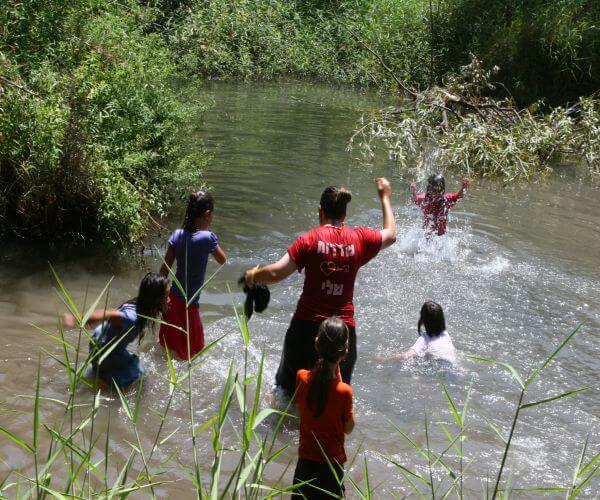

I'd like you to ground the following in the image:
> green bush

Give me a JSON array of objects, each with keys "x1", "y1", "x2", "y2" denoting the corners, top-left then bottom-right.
[
  {"x1": 172, "y1": 0, "x2": 599, "y2": 105},
  {"x1": 0, "y1": 0, "x2": 207, "y2": 247}
]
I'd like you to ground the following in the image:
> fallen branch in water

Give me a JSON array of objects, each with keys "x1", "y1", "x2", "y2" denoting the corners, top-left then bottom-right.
[{"x1": 347, "y1": 53, "x2": 600, "y2": 179}]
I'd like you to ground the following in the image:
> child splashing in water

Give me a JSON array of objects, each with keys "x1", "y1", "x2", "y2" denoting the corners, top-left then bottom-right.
[
  {"x1": 159, "y1": 190, "x2": 227, "y2": 360},
  {"x1": 62, "y1": 272, "x2": 170, "y2": 390},
  {"x1": 380, "y1": 301, "x2": 456, "y2": 364},
  {"x1": 411, "y1": 174, "x2": 470, "y2": 236},
  {"x1": 293, "y1": 316, "x2": 354, "y2": 498}
]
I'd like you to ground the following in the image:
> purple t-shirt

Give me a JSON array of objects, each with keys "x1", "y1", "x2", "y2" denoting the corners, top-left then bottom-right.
[{"x1": 168, "y1": 229, "x2": 218, "y2": 304}]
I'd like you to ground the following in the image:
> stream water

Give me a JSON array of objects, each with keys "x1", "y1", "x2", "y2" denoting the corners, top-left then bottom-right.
[{"x1": 1, "y1": 81, "x2": 599, "y2": 497}]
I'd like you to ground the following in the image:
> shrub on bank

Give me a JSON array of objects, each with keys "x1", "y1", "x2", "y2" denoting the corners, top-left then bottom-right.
[
  {"x1": 0, "y1": 0, "x2": 206, "y2": 247},
  {"x1": 173, "y1": 0, "x2": 599, "y2": 106}
]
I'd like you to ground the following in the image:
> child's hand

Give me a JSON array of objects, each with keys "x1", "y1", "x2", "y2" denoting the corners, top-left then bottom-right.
[
  {"x1": 462, "y1": 178, "x2": 471, "y2": 187},
  {"x1": 61, "y1": 313, "x2": 77, "y2": 328},
  {"x1": 410, "y1": 182, "x2": 416, "y2": 191},
  {"x1": 376, "y1": 177, "x2": 392, "y2": 198}
]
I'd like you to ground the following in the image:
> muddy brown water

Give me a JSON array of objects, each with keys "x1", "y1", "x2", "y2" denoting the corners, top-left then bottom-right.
[{"x1": 1, "y1": 81, "x2": 599, "y2": 497}]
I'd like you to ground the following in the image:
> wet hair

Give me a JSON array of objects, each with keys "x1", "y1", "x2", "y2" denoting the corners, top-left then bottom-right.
[
  {"x1": 125, "y1": 272, "x2": 170, "y2": 342},
  {"x1": 418, "y1": 301, "x2": 446, "y2": 338},
  {"x1": 183, "y1": 190, "x2": 214, "y2": 232},
  {"x1": 320, "y1": 186, "x2": 352, "y2": 222},
  {"x1": 426, "y1": 174, "x2": 445, "y2": 197},
  {"x1": 307, "y1": 317, "x2": 349, "y2": 417}
]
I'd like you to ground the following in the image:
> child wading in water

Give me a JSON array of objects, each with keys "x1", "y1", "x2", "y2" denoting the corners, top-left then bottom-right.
[
  {"x1": 159, "y1": 190, "x2": 227, "y2": 360},
  {"x1": 411, "y1": 174, "x2": 470, "y2": 236},
  {"x1": 62, "y1": 272, "x2": 170, "y2": 390},
  {"x1": 293, "y1": 317, "x2": 355, "y2": 499},
  {"x1": 383, "y1": 301, "x2": 456, "y2": 364}
]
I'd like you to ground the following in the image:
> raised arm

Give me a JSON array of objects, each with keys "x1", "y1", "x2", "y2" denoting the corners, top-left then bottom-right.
[
  {"x1": 245, "y1": 253, "x2": 297, "y2": 286},
  {"x1": 410, "y1": 181, "x2": 418, "y2": 203},
  {"x1": 377, "y1": 177, "x2": 397, "y2": 250},
  {"x1": 458, "y1": 178, "x2": 471, "y2": 198}
]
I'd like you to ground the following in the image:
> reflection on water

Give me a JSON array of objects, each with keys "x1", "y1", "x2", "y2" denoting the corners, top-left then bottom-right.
[{"x1": 1, "y1": 81, "x2": 599, "y2": 496}]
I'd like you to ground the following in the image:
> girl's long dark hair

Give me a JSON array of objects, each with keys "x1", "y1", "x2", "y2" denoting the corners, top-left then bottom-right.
[
  {"x1": 124, "y1": 272, "x2": 169, "y2": 342},
  {"x1": 418, "y1": 301, "x2": 446, "y2": 338},
  {"x1": 183, "y1": 190, "x2": 214, "y2": 232},
  {"x1": 307, "y1": 317, "x2": 349, "y2": 417},
  {"x1": 320, "y1": 186, "x2": 352, "y2": 223}
]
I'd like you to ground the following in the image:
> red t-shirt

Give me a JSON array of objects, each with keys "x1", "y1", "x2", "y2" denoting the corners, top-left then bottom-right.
[
  {"x1": 414, "y1": 192, "x2": 462, "y2": 235},
  {"x1": 287, "y1": 225, "x2": 382, "y2": 327},
  {"x1": 295, "y1": 369, "x2": 353, "y2": 463}
]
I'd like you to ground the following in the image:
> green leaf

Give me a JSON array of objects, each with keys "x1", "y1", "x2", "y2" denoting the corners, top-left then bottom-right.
[
  {"x1": 466, "y1": 355, "x2": 524, "y2": 389},
  {"x1": 578, "y1": 450, "x2": 600, "y2": 479},
  {"x1": 521, "y1": 387, "x2": 591, "y2": 409},
  {"x1": 49, "y1": 264, "x2": 81, "y2": 323},
  {"x1": 440, "y1": 378, "x2": 461, "y2": 426},
  {"x1": 81, "y1": 278, "x2": 114, "y2": 327},
  {"x1": 0, "y1": 427, "x2": 33, "y2": 453},
  {"x1": 524, "y1": 324, "x2": 582, "y2": 388},
  {"x1": 113, "y1": 383, "x2": 133, "y2": 422}
]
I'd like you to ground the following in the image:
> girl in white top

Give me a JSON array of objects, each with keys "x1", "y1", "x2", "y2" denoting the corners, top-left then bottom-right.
[{"x1": 385, "y1": 301, "x2": 456, "y2": 364}]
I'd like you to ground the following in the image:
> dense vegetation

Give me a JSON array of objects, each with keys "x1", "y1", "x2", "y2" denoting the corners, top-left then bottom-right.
[
  {"x1": 172, "y1": 0, "x2": 599, "y2": 106},
  {"x1": 1, "y1": 0, "x2": 598, "y2": 246},
  {"x1": 0, "y1": 0, "x2": 206, "y2": 247}
]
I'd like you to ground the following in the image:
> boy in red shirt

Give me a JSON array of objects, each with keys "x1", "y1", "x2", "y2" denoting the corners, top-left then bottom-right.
[
  {"x1": 293, "y1": 317, "x2": 354, "y2": 498},
  {"x1": 411, "y1": 174, "x2": 470, "y2": 236}
]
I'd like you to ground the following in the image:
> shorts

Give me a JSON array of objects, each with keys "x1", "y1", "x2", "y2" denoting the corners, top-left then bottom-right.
[
  {"x1": 90, "y1": 334, "x2": 144, "y2": 390},
  {"x1": 293, "y1": 458, "x2": 345, "y2": 499},
  {"x1": 159, "y1": 289, "x2": 205, "y2": 360},
  {"x1": 275, "y1": 319, "x2": 357, "y2": 397}
]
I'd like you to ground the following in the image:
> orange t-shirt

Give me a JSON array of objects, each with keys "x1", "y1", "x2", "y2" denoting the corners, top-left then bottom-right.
[{"x1": 295, "y1": 369, "x2": 353, "y2": 463}]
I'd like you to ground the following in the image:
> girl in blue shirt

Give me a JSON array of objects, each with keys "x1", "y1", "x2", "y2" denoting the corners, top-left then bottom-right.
[{"x1": 62, "y1": 272, "x2": 170, "y2": 389}]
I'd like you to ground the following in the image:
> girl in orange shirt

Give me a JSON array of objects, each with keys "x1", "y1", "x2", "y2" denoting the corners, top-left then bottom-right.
[{"x1": 293, "y1": 317, "x2": 355, "y2": 498}]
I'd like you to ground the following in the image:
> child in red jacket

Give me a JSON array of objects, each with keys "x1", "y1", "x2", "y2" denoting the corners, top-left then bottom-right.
[{"x1": 411, "y1": 174, "x2": 470, "y2": 236}]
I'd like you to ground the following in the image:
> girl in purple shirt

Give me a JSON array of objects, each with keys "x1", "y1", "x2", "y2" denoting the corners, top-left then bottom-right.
[{"x1": 159, "y1": 191, "x2": 227, "y2": 360}]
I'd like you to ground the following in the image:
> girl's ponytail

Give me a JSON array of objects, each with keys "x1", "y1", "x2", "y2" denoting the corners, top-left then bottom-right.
[
  {"x1": 307, "y1": 317, "x2": 349, "y2": 417},
  {"x1": 183, "y1": 190, "x2": 215, "y2": 232}
]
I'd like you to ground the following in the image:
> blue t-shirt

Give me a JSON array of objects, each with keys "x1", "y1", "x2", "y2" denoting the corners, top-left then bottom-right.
[
  {"x1": 90, "y1": 303, "x2": 143, "y2": 388},
  {"x1": 168, "y1": 229, "x2": 218, "y2": 304},
  {"x1": 93, "y1": 303, "x2": 139, "y2": 350}
]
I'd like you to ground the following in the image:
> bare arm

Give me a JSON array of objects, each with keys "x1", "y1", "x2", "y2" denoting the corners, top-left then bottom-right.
[
  {"x1": 159, "y1": 245, "x2": 175, "y2": 278},
  {"x1": 377, "y1": 177, "x2": 397, "y2": 250},
  {"x1": 458, "y1": 178, "x2": 471, "y2": 197},
  {"x1": 246, "y1": 253, "x2": 297, "y2": 286},
  {"x1": 373, "y1": 349, "x2": 416, "y2": 362},
  {"x1": 212, "y1": 245, "x2": 227, "y2": 265},
  {"x1": 343, "y1": 414, "x2": 355, "y2": 434},
  {"x1": 410, "y1": 181, "x2": 418, "y2": 203},
  {"x1": 61, "y1": 309, "x2": 122, "y2": 329}
]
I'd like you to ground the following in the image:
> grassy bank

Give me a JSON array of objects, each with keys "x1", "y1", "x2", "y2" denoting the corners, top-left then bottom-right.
[{"x1": 0, "y1": 0, "x2": 209, "y2": 248}]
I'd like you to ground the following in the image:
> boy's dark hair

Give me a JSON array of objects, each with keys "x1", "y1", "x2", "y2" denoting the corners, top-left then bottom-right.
[
  {"x1": 183, "y1": 190, "x2": 214, "y2": 232},
  {"x1": 426, "y1": 174, "x2": 445, "y2": 196},
  {"x1": 418, "y1": 301, "x2": 446, "y2": 338},
  {"x1": 320, "y1": 186, "x2": 352, "y2": 221},
  {"x1": 307, "y1": 317, "x2": 349, "y2": 417}
]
